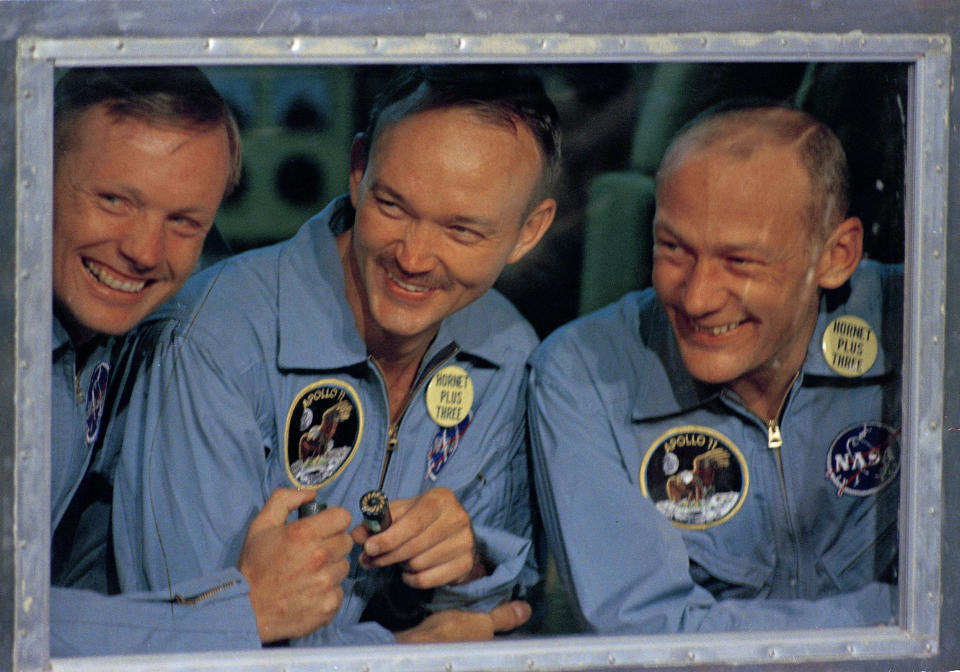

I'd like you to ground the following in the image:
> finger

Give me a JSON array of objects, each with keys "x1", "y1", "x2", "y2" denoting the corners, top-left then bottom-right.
[
  {"x1": 351, "y1": 522, "x2": 372, "y2": 546},
  {"x1": 361, "y1": 515, "x2": 432, "y2": 562},
  {"x1": 488, "y1": 601, "x2": 532, "y2": 633},
  {"x1": 400, "y1": 553, "x2": 474, "y2": 590},
  {"x1": 398, "y1": 531, "x2": 474, "y2": 574},
  {"x1": 297, "y1": 506, "x2": 353, "y2": 538},
  {"x1": 248, "y1": 488, "x2": 319, "y2": 534}
]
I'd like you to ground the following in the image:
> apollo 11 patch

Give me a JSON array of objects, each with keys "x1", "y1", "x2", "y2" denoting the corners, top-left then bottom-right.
[
  {"x1": 640, "y1": 425, "x2": 748, "y2": 529},
  {"x1": 825, "y1": 422, "x2": 900, "y2": 497},
  {"x1": 284, "y1": 379, "x2": 363, "y2": 489}
]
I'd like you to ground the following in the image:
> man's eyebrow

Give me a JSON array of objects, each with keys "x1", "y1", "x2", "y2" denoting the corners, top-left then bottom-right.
[
  {"x1": 108, "y1": 183, "x2": 216, "y2": 217},
  {"x1": 369, "y1": 181, "x2": 406, "y2": 204},
  {"x1": 371, "y1": 181, "x2": 494, "y2": 229}
]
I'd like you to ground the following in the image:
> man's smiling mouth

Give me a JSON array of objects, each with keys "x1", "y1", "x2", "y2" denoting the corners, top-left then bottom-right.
[
  {"x1": 692, "y1": 319, "x2": 744, "y2": 336},
  {"x1": 83, "y1": 259, "x2": 148, "y2": 293},
  {"x1": 386, "y1": 268, "x2": 438, "y2": 294}
]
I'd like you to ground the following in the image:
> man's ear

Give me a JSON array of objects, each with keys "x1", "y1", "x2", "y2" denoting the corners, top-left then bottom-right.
[
  {"x1": 506, "y1": 198, "x2": 556, "y2": 264},
  {"x1": 348, "y1": 133, "x2": 368, "y2": 208},
  {"x1": 816, "y1": 216, "x2": 864, "y2": 290}
]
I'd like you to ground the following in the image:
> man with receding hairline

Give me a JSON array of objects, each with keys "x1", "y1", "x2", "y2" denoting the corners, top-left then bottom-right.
[
  {"x1": 112, "y1": 65, "x2": 559, "y2": 645},
  {"x1": 529, "y1": 105, "x2": 901, "y2": 633}
]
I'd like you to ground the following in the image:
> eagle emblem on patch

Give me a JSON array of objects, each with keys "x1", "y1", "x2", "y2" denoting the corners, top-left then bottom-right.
[
  {"x1": 640, "y1": 426, "x2": 748, "y2": 529},
  {"x1": 284, "y1": 379, "x2": 363, "y2": 489},
  {"x1": 825, "y1": 422, "x2": 900, "y2": 497}
]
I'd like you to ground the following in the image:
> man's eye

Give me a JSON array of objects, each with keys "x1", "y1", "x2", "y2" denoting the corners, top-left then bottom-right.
[
  {"x1": 98, "y1": 193, "x2": 125, "y2": 210},
  {"x1": 168, "y1": 216, "x2": 205, "y2": 236},
  {"x1": 377, "y1": 198, "x2": 403, "y2": 216},
  {"x1": 448, "y1": 225, "x2": 483, "y2": 244}
]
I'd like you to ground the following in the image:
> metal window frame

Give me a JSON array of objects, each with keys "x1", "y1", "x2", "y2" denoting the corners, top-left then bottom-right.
[{"x1": 2, "y1": 3, "x2": 955, "y2": 671}]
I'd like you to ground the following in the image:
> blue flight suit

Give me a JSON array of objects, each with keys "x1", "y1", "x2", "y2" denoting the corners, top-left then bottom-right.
[
  {"x1": 50, "y1": 316, "x2": 259, "y2": 656},
  {"x1": 112, "y1": 196, "x2": 538, "y2": 646},
  {"x1": 528, "y1": 260, "x2": 901, "y2": 633}
]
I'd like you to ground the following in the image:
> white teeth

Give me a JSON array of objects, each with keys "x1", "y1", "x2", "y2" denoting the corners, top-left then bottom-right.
[
  {"x1": 388, "y1": 271, "x2": 431, "y2": 293},
  {"x1": 83, "y1": 259, "x2": 147, "y2": 293},
  {"x1": 693, "y1": 320, "x2": 742, "y2": 335}
]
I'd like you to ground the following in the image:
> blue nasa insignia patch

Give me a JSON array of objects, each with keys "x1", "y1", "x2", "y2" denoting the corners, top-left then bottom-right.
[
  {"x1": 84, "y1": 362, "x2": 110, "y2": 446},
  {"x1": 825, "y1": 422, "x2": 900, "y2": 497},
  {"x1": 426, "y1": 410, "x2": 474, "y2": 482}
]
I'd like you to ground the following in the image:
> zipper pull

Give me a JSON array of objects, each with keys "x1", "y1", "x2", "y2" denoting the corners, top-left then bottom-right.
[
  {"x1": 376, "y1": 424, "x2": 400, "y2": 491},
  {"x1": 767, "y1": 421, "x2": 783, "y2": 450}
]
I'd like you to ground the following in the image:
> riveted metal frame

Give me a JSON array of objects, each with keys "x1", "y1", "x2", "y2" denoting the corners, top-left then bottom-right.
[{"x1": 2, "y1": 4, "x2": 955, "y2": 671}]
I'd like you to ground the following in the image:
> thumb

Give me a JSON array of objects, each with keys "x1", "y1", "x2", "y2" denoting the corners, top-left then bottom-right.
[
  {"x1": 488, "y1": 600, "x2": 531, "y2": 634},
  {"x1": 247, "y1": 487, "x2": 317, "y2": 534}
]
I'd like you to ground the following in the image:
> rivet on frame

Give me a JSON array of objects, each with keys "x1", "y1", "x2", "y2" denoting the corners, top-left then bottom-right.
[
  {"x1": 538, "y1": 38, "x2": 547, "y2": 49},
  {"x1": 779, "y1": 38, "x2": 787, "y2": 47},
  {"x1": 116, "y1": 40, "x2": 125, "y2": 51},
  {"x1": 926, "y1": 641, "x2": 935, "y2": 653},
  {"x1": 929, "y1": 420, "x2": 938, "y2": 431},
  {"x1": 845, "y1": 644, "x2": 855, "y2": 655},
  {"x1": 936, "y1": 165, "x2": 943, "y2": 173},
  {"x1": 766, "y1": 647, "x2": 776, "y2": 658},
  {"x1": 937, "y1": 78, "x2": 944, "y2": 87},
  {"x1": 860, "y1": 38, "x2": 866, "y2": 47},
  {"x1": 204, "y1": 38, "x2": 213, "y2": 51},
  {"x1": 686, "y1": 651, "x2": 696, "y2": 661},
  {"x1": 455, "y1": 37, "x2": 464, "y2": 49},
  {"x1": 20, "y1": 270, "x2": 29, "y2": 281},
  {"x1": 700, "y1": 37, "x2": 708, "y2": 47},
  {"x1": 288, "y1": 38, "x2": 300, "y2": 51},
  {"x1": 929, "y1": 591, "x2": 937, "y2": 601},
  {"x1": 607, "y1": 654, "x2": 616, "y2": 665},
  {"x1": 934, "y1": 249, "x2": 941, "y2": 258},
  {"x1": 526, "y1": 658, "x2": 535, "y2": 669},
  {"x1": 929, "y1": 507, "x2": 937, "y2": 517},
  {"x1": 444, "y1": 663, "x2": 453, "y2": 672},
  {"x1": 618, "y1": 38, "x2": 626, "y2": 48},
  {"x1": 372, "y1": 38, "x2": 380, "y2": 49}
]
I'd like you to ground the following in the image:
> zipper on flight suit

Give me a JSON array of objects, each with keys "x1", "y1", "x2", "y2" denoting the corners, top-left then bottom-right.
[
  {"x1": 171, "y1": 579, "x2": 241, "y2": 605},
  {"x1": 764, "y1": 370, "x2": 802, "y2": 592},
  {"x1": 370, "y1": 342, "x2": 460, "y2": 492},
  {"x1": 343, "y1": 344, "x2": 461, "y2": 615}
]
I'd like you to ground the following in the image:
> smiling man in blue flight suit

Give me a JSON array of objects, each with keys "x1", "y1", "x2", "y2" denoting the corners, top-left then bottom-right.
[
  {"x1": 528, "y1": 106, "x2": 900, "y2": 633},
  {"x1": 112, "y1": 65, "x2": 559, "y2": 645}
]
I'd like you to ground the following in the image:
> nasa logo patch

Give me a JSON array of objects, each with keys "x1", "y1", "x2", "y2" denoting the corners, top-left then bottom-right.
[
  {"x1": 640, "y1": 426, "x2": 748, "y2": 529},
  {"x1": 825, "y1": 422, "x2": 900, "y2": 497},
  {"x1": 284, "y1": 379, "x2": 363, "y2": 489},
  {"x1": 426, "y1": 410, "x2": 474, "y2": 481},
  {"x1": 84, "y1": 362, "x2": 110, "y2": 446}
]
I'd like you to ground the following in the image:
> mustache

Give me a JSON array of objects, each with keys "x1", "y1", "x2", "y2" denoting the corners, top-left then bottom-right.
[{"x1": 378, "y1": 255, "x2": 451, "y2": 291}]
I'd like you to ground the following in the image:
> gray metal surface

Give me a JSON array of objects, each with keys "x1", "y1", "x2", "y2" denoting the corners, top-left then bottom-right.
[{"x1": 2, "y1": 2, "x2": 957, "y2": 671}]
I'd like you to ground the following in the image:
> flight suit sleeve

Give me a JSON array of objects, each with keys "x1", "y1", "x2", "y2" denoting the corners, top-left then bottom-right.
[
  {"x1": 111, "y1": 322, "x2": 270, "y2": 641},
  {"x1": 50, "y1": 569, "x2": 259, "y2": 656}
]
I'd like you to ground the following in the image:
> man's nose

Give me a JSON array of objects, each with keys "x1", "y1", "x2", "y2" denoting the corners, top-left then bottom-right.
[
  {"x1": 394, "y1": 220, "x2": 438, "y2": 274},
  {"x1": 680, "y1": 259, "x2": 726, "y2": 316},
  {"x1": 118, "y1": 213, "x2": 165, "y2": 272}
]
